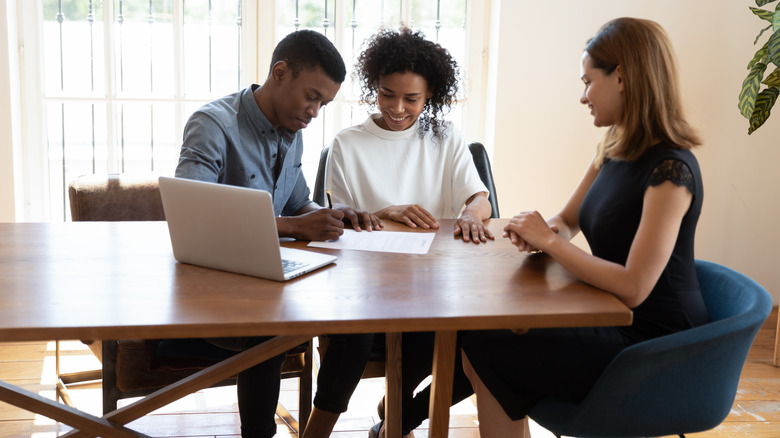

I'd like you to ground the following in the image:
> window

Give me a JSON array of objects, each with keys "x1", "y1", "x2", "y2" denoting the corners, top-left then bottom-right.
[{"x1": 16, "y1": 0, "x2": 487, "y2": 221}]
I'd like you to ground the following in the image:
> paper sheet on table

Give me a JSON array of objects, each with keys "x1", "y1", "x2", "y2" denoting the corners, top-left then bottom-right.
[{"x1": 307, "y1": 229, "x2": 435, "y2": 255}]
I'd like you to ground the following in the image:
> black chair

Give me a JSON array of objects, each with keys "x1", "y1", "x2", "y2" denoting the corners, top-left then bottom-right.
[
  {"x1": 313, "y1": 141, "x2": 500, "y2": 217},
  {"x1": 468, "y1": 142, "x2": 499, "y2": 218},
  {"x1": 312, "y1": 145, "x2": 331, "y2": 207}
]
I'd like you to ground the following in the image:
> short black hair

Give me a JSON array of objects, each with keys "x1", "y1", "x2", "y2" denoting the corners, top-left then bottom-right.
[
  {"x1": 356, "y1": 27, "x2": 459, "y2": 139},
  {"x1": 270, "y1": 30, "x2": 346, "y2": 83}
]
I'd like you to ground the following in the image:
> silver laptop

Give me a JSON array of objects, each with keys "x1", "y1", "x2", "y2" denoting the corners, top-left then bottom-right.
[{"x1": 158, "y1": 176, "x2": 337, "y2": 281}]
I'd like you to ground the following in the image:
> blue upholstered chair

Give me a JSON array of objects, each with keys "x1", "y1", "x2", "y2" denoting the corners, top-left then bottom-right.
[{"x1": 528, "y1": 260, "x2": 772, "y2": 438}]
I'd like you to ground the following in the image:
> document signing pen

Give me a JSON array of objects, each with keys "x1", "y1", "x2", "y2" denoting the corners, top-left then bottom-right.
[{"x1": 326, "y1": 190, "x2": 334, "y2": 209}]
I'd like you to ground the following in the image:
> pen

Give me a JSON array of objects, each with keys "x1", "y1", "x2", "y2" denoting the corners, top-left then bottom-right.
[{"x1": 326, "y1": 190, "x2": 334, "y2": 209}]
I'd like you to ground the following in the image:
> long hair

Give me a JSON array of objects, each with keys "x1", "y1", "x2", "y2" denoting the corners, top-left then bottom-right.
[
  {"x1": 585, "y1": 17, "x2": 700, "y2": 166},
  {"x1": 355, "y1": 26, "x2": 459, "y2": 139}
]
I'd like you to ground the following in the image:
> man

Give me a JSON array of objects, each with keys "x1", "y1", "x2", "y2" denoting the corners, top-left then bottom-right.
[
  {"x1": 163, "y1": 30, "x2": 373, "y2": 438},
  {"x1": 176, "y1": 30, "x2": 364, "y2": 239}
]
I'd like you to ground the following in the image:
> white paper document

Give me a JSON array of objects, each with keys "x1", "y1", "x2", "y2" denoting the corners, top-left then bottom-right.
[{"x1": 307, "y1": 229, "x2": 436, "y2": 255}]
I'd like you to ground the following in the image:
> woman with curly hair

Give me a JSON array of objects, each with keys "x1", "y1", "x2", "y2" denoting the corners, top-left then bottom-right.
[
  {"x1": 326, "y1": 26, "x2": 493, "y2": 241},
  {"x1": 310, "y1": 27, "x2": 492, "y2": 438}
]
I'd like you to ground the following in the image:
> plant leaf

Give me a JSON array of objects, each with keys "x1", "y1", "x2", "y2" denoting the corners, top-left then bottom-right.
[
  {"x1": 775, "y1": 2, "x2": 780, "y2": 32},
  {"x1": 756, "y1": 0, "x2": 778, "y2": 7},
  {"x1": 748, "y1": 87, "x2": 779, "y2": 134},
  {"x1": 752, "y1": 6, "x2": 774, "y2": 21},
  {"x1": 769, "y1": 29, "x2": 780, "y2": 65},
  {"x1": 764, "y1": 68, "x2": 780, "y2": 86},
  {"x1": 755, "y1": 24, "x2": 774, "y2": 45},
  {"x1": 749, "y1": 42, "x2": 769, "y2": 68},
  {"x1": 740, "y1": 62, "x2": 767, "y2": 118}
]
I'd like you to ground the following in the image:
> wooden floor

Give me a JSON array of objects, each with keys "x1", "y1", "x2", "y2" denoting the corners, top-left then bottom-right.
[{"x1": 1, "y1": 308, "x2": 778, "y2": 438}]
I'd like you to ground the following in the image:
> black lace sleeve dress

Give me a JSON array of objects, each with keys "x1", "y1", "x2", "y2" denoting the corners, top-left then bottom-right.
[{"x1": 462, "y1": 143, "x2": 709, "y2": 420}]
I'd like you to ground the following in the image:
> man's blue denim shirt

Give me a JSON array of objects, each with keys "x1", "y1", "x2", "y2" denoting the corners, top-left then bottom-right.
[{"x1": 175, "y1": 84, "x2": 312, "y2": 217}]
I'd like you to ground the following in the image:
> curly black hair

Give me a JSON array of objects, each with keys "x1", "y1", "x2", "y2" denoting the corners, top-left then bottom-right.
[
  {"x1": 355, "y1": 27, "x2": 459, "y2": 139},
  {"x1": 271, "y1": 30, "x2": 346, "y2": 83}
]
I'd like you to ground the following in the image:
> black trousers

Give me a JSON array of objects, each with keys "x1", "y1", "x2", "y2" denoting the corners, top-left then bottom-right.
[{"x1": 156, "y1": 337, "x2": 285, "y2": 438}]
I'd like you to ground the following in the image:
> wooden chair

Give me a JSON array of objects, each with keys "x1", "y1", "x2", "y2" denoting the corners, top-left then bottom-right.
[{"x1": 61, "y1": 173, "x2": 312, "y2": 433}]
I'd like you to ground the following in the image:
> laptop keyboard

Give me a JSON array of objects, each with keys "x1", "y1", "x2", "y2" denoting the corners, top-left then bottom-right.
[{"x1": 282, "y1": 258, "x2": 309, "y2": 274}]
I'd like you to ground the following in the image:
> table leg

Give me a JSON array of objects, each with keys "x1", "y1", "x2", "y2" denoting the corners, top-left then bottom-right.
[
  {"x1": 0, "y1": 380, "x2": 148, "y2": 438},
  {"x1": 58, "y1": 334, "x2": 311, "y2": 438},
  {"x1": 385, "y1": 332, "x2": 403, "y2": 438},
  {"x1": 428, "y1": 331, "x2": 457, "y2": 438}
]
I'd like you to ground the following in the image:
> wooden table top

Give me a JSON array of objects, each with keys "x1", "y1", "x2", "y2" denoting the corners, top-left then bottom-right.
[{"x1": 0, "y1": 219, "x2": 632, "y2": 342}]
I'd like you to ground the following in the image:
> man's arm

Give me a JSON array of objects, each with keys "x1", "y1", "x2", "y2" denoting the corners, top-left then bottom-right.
[{"x1": 175, "y1": 112, "x2": 227, "y2": 182}]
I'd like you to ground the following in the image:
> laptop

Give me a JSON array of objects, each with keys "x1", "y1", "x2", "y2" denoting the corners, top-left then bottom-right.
[{"x1": 158, "y1": 176, "x2": 337, "y2": 281}]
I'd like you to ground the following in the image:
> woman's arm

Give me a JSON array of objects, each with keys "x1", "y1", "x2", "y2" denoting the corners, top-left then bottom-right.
[{"x1": 506, "y1": 180, "x2": 692, "y2": 308}]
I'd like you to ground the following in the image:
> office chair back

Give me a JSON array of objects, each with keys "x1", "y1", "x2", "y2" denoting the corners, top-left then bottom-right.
[
  {"x1": 313, "y1": 142, "x2": 500, "y2": 217},
  {"x1": 313, "y1": 145, "x2": 330, "y2": 207},
  {"x1": 69, "y1": 174, "x2": 165, "y2": 221},
  {"x1": 468, "y1": 142, "x2": 500, "y2": 218},
  {"x1": 529, "y1": 260, "x2": 772, "y2": 438}
]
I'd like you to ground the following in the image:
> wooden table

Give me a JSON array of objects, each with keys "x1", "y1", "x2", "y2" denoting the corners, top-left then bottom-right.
[{"x1": 0, "y1": 219, "x2": 632, "y2": 437}]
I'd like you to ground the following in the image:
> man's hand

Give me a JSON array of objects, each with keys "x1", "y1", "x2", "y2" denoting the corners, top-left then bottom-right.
[{"x1": 277, "y1": 208, "x2": 346, "y2": 241}]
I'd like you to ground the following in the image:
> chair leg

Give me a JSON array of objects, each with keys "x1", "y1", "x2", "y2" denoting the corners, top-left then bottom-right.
[
  {"x1": 299, "y1": 343, "x2": 313, "y2": 432},
  {"x1": 102, "y1": 340, "x2": 120, "y2": 414},
  {"x1": 276, "y1": 402, "x2": 301, "y2": 434},
  {"x1": 277, "y1": 343, "x2": 314, "y2": 435},
  {"x1": 774, "y1": 307, "x2": 779, "y2": 366},
  {"x1": 55, "y1": 340, "x2": 102, "y2": 408}
]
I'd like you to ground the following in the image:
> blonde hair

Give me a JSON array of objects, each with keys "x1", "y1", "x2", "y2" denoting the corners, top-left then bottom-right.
[{"x1": 585, "y1": 17, "x2": 700, "y2": 166}]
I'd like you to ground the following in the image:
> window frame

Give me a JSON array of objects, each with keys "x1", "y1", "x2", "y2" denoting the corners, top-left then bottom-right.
[{"x1": 11, "y1": 0, "x2": 490, "y2": 222}]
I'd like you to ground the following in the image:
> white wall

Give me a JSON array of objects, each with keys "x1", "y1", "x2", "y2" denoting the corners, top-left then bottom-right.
[
  {"x1": 486, "y1": 0, "x2": 780, "y2": 303},
  {"x1": 0, "y1": 0, "x2": 20, "y2": 222}
]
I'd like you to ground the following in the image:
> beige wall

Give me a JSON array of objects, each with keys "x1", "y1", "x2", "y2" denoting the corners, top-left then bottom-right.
[{"x1": 486, "y1": 0, "x2": 780, "y2": 303}]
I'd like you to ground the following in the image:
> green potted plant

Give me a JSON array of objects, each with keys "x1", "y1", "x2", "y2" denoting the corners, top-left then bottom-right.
[{"x1": 739, "y1": 0, "x2": 780, "y2": 134}]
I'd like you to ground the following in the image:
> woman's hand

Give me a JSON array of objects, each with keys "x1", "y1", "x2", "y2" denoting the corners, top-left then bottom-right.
[
  {"x1": 375, "y1": 204, "x2": 439, "y2": 229},
  {"x1": 503, "y1": 211, "x2": 559, "y2": 253},
  {"x1": 335, "y1": 204, "x2": 383, "y2": 232},
  {"x1": 454, "y1": 192, "x2": 494, "y2": 243},
  {"x1": 454, "y1": 212, "x2": 494, "y2": 243}
]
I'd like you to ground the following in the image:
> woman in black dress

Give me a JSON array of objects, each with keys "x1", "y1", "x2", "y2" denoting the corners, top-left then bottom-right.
[{"x1": 461, "y1": 17, "x2": 709, "y2": 437}]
